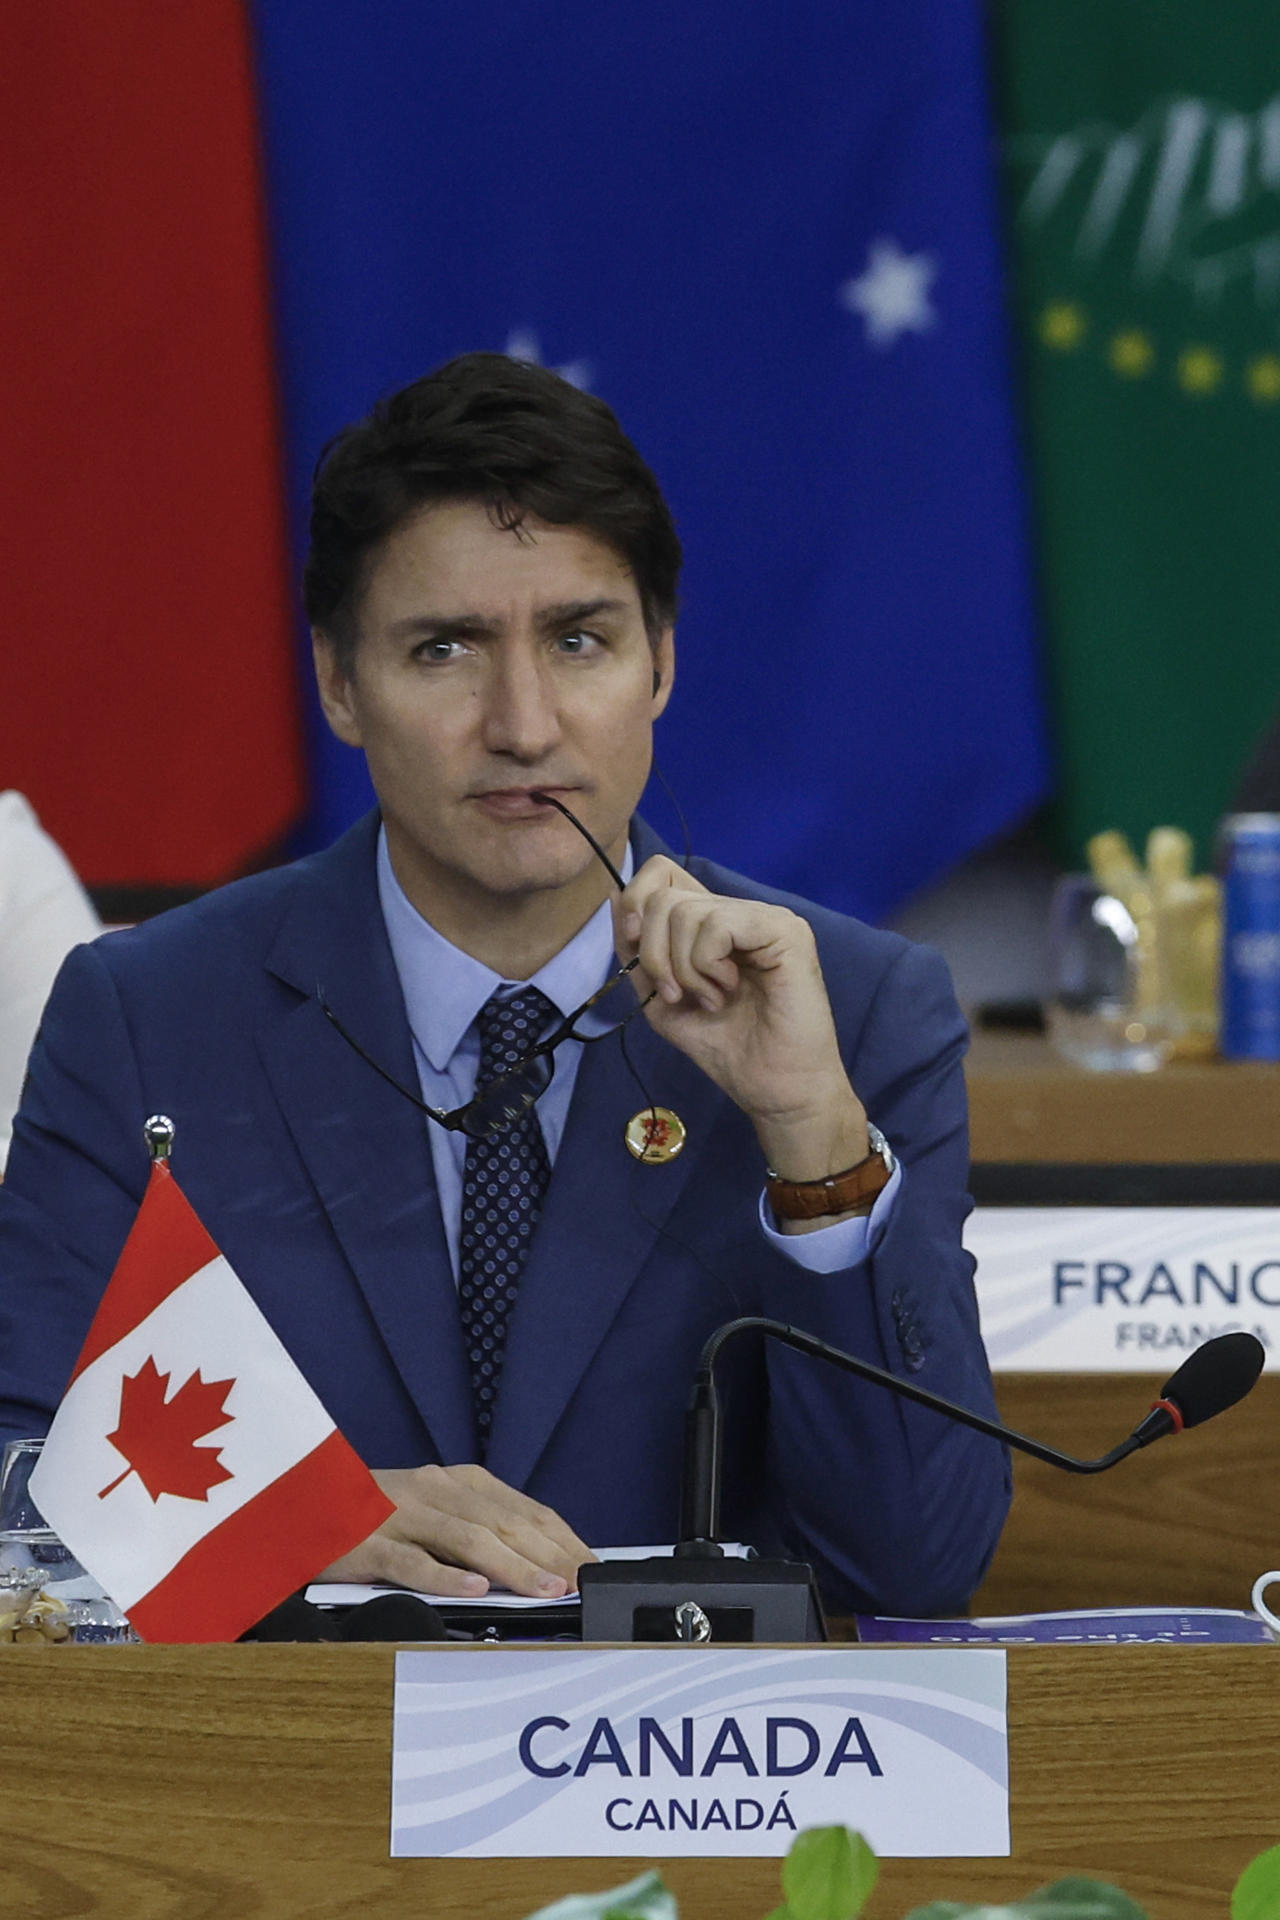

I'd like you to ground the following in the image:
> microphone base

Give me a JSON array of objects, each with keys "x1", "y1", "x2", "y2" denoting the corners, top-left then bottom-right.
[{"x1": 579, "y1": 1555, "x2": 827, "y2": 1643}]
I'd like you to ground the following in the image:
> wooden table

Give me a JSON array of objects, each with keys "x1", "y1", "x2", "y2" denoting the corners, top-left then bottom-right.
[
  {"x1": 3, "y1": 1641, "x2": 1278, "y2": 1919},
  {"x1": 965, "y1": 1029, "x2": 1280, "y2": 1164}
]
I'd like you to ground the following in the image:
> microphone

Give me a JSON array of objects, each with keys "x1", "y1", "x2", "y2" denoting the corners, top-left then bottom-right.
[
  {"x1": 578, "y1": 1322, "x2": 1264, "y2": 1645},
  {"x1": 1127, "y1": 1330, "x2": 1265, "y2": 1445},
  {"x1": 678, "y1": 1321, "x2": 1266, "y2": 1548}
]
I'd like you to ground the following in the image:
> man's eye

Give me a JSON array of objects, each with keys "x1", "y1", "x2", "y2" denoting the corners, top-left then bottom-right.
[
  {"x1": 556, "y1": 629, "x2": 603, "y2": 656},
  {"x1": 417, "y1": 638, "x2": 467, "y2": 663}
]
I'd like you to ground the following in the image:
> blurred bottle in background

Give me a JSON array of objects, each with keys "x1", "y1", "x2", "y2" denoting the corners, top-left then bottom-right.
[{"x1": 1219, "y1": 814, "x2": 1280, "y2": 1062}]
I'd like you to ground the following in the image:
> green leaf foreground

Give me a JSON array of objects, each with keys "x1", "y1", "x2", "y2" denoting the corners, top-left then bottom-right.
[
  {"x1": 523, "y1": 1829, "x2": 1280, "y2": 1918},
  {"x1": 1232, "y1": 1842, "x2": 1280, "y2": 1920},
  {"x1": 525, "y1": 1868, "x2": 676, "y2": 1920},
  {"x1": 783, "y1": 1826, "x2": 881, "y2": 1920},
  {"x1": 904, "y1": 1879, "x2": 1149, "y2": 1919}
]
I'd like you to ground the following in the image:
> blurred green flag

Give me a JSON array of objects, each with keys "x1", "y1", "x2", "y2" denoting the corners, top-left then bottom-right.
[{"x1": 995, "y1": 0, "x2": 1280, "y2": 864}]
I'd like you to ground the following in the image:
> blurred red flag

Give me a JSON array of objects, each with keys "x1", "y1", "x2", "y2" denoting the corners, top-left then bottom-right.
[{"x1": 0, "y1": 3, "x2": 303, "y2": 887}]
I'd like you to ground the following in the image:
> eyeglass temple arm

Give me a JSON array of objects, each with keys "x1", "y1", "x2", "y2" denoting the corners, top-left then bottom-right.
[
  {"x1": 529, "y1": 791, "x2": 627, "y2": 891},
  {"x1": 316, "y1": 989, "x2": 468, "y2": 1132}
]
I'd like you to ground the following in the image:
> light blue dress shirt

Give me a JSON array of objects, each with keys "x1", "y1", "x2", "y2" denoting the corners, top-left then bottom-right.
[{"x1": 376, "y1": 828, "x2": 899, "y2": 1280}]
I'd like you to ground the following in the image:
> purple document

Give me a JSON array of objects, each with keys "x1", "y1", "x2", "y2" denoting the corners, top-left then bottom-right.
[{"x1": 854, "y1": 1608, "x2": 1274, "y2": 1645}]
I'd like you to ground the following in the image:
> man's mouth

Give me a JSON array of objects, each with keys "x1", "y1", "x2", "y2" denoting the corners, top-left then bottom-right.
[{"x1": 470, "y1": 785, "x2": 581, "y2": 818}]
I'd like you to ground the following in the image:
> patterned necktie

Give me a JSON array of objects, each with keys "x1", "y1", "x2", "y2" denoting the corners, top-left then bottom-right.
[{"x1": 458, "y1": 987, "x2": 555, "y2": 1452}]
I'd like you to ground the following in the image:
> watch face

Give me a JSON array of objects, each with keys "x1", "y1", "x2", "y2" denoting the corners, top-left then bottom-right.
[{"x1": 867, "y1": 1122, "x2": 894, "y2": 1169}]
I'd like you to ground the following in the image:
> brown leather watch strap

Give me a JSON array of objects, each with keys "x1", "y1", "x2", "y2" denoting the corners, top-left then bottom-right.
[{"x1": 766, "y1": 1146, "x2": 893, "y2": 1221}]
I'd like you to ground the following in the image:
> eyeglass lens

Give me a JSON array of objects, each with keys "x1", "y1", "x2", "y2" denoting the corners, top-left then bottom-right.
[{"x1": 462, "y1": 1053, "x2": 555, "y2": 1139}]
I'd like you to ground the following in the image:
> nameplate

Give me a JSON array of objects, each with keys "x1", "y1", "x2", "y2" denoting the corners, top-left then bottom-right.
[
  {"x1": 967, "y1": 1205, "x2": 1280, "y2": 1370},
  {"x1": 389, "y1": 1646, "x2": 1009, "y2": 1858}
]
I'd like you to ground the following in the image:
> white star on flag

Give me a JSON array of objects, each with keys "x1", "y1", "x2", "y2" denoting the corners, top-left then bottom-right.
[
  {"x1": 839, "y1": 240, "x2": 938, "y2": 347},
  {"x1": 505, "y1": 327, "x2": 593, "y2": 390}
]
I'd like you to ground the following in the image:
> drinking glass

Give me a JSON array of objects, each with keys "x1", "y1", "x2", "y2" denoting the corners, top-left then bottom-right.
[
  {"x1": 1045, "y1": 874, "x2": 1176, "y2": 1072},
  {"x1": 0, "y1": 1438, "x2": 135, "y2": 1643}
]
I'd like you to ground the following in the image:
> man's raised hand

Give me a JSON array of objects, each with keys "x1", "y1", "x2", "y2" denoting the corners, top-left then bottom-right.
[{"x1": 613, "y1": 856, "x2": 871, "y2": 1214}]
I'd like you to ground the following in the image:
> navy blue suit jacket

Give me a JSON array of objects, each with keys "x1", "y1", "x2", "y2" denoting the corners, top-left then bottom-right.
[{"x1": 0, "y1": 813, "x2": 1008, "y2": 1613}]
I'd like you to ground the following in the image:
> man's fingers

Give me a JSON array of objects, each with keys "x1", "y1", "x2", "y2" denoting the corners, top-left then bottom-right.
[
  {"x1": 319, "y1": 1530, "x2": 489, "y2": 1595},
  {"x1": 494, "y1": 1503, "x2": 596, "y2": 1575},
  {"x1": 631, "y1": 891, "x2": 719, "y2": 1003},
  {"x1": 420, "y1": 1514, "x2": 578, "y2": 1596},
  {"x1": 631, "y1": 888, "x2": 682, "y2": 1000},
  {"x1": 371, "y1": 1536, "x2": 492, "y2": 1598},
  {"x1": 619, "y1": 853, "x2": 706, "y2": 912},
  {"x1": 489, "y1": 1516, "x2": 593, "y2": 1589},
  {"x1": 445, "y1": 1513, "x2": 589, "y2": 1596},
  {"x1": 343, "y1": 1464, "x2": 595, "y2": 1597},
  {"x1": 624, "y1": 890, "x2": 750, "y2": 1010},
  {"x1": 373, "y1": 1533, "x2": 564, "y2": 1603},
  {"x1": 672, "y1": 900, "x2": 742, "y2": 1002},
  {"x1": 442, "y1": 1466, "x2": 596, "y2": 1570},
  {"x1": 614, "y1": 855, "x2": 708, "y2": 963},
  {"x1": 329, "y1": 1509, "x2": 576, "y2": 1599}
]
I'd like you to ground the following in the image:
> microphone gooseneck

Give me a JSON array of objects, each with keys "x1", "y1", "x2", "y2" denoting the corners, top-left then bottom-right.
[
  {"x1": 677, "y1": 1319, "x2": 1267, "y2": 1551},
  {"x1": 676, "y1": 1369, "x2": 723, "y2": 1555}
]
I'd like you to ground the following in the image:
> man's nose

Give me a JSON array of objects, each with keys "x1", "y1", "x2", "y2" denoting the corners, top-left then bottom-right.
[{"x1": 480, "y1": 644, "x2": 562, "y2": 760}]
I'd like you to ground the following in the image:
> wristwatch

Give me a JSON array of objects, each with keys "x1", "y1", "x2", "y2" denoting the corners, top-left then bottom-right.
[{"x1": 766, "y1": 1123, "x2": 896, "y2": 1222}]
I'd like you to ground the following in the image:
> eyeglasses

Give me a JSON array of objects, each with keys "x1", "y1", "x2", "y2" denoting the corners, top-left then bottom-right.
[
  {"x1": 320, "y1": 962, "x2": 653, "y2": 1141},
  {"x1": 320, "y1": 794, "x2": 657, "y2": 1141}
]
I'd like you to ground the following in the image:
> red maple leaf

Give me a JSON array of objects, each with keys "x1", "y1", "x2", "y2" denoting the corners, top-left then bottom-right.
[{"x1": 99, "y1": 1357, "x2": 236, "y2": 1502}]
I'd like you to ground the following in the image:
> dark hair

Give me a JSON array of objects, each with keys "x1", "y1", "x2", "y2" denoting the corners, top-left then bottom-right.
[{"x1": 305, "y1": 352, "x2": 682, "y2": 670}]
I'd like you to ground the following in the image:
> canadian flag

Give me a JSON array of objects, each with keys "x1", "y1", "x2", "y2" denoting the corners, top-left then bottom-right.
[{"x1": 29, "y1": 1157, "x2": 394, "y2": 1642}]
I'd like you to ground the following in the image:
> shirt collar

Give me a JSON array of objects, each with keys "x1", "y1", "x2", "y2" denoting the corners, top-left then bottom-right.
[{"x1": 376, "y1": 826, "x2": 632, "y2": 1073}]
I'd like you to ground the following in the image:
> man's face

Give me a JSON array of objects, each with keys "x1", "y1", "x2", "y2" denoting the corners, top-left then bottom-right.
[{"x1": 314, "y1": 499, "x2": 674, "y2": 932}]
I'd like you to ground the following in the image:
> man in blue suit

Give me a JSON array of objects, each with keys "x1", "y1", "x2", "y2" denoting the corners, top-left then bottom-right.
[{"x1": 0, "y1": 355, "x2": 1008, "y2": 1616}]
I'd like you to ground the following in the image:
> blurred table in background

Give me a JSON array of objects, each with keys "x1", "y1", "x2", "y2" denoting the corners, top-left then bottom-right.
[
  {"x1": 964, "y1": 1030, "x2": 1280, "y2": 1615},
  {"x1": 966, "y1": 1028, "x2": 1280, "y2": 1163}
]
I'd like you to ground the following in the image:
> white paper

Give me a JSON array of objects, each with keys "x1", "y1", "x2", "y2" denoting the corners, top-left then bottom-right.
[{"x1": 305, "y1": 1542, "x2": 752, "y2": 1611}]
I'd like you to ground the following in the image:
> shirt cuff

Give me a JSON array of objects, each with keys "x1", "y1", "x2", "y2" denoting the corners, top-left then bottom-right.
[{"x1": 757, "y1": 1161, "x2": 903, "y2": 1275}]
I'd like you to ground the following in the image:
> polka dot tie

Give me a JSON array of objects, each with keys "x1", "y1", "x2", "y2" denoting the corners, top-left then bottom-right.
[{"x1": 458, "y1": 988, "x2": 555, "y2": 1453}]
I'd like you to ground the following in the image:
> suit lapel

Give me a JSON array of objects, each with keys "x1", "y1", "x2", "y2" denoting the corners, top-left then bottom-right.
[
  {"x1": 485, "y1": 991, "x2": 728, "y2": 1491},
  {"x1": 258, "y1": 817, "x2": 477, "y2": 1464}
]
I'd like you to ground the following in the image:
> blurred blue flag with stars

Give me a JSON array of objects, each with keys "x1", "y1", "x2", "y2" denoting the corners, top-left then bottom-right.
[{"x1": 252, "y1": 0, "x2": 1047, "y2": 922}]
